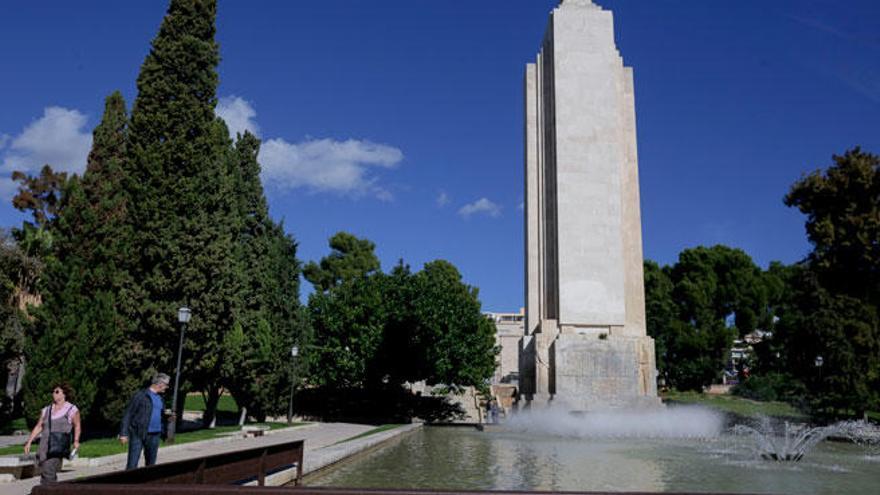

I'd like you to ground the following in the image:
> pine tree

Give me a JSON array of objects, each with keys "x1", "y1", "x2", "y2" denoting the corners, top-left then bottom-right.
[
  {"x1": 304, "y1": 232, "x2": 381, "y2": 293},
  {"x1": 124, "y1": 0, "x2": 243, "y2": 421}
]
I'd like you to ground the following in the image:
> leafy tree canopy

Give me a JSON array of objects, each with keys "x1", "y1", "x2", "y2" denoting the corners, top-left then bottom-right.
[
  {"x1": 645, "y1": 246, "x2": 767, "y2": 391},
  {"x1": 784, "y1": 147, "x2": 880, "y2": 305},
  {"x1": 307, "y1": 235, "x2": 497, "y2": 394},
  {"x1": 768, "y1": 267, "x2": 880, "y2": 417}
]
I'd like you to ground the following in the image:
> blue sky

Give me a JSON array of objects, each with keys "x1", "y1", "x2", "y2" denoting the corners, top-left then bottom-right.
[{"x1": 1, "y1": 1, "x2": 878, "y2": 312}]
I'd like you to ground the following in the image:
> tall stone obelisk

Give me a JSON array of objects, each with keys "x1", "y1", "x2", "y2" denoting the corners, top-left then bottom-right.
[{"x1": 520, "y1": 0, "x2": 659, "y2": 411}]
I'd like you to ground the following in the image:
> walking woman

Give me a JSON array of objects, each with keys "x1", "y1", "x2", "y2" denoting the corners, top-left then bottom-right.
[{"x1": 23, "y1": 382, "x2": 82, "y2": 484}]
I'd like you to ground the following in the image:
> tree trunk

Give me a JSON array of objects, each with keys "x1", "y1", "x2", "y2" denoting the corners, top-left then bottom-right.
[
  {"x1": 202, "y1": 386, "x2": 221, "y2": 429},
  {"x1": 174, "y1": 387, "x2": 187, "y2": 431}
]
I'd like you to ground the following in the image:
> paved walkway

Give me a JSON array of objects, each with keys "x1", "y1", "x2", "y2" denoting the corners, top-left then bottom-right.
[
  {"x1": 0, "y1": 437, "x2": 26, "y2": 450},
  {"x1": 0, "y1": 422, "x2": 420, "y2": 495}
]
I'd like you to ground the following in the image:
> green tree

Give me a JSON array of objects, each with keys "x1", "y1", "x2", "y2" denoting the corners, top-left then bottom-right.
[
  {"x1": 11, "y1": 165, "x2": 68, "y2": 230},
  {"x1": 749, "y1": 261, "x2": 800, "y2": 376},
  {"x1": 304, "y1": 231, "x2": 384, "y2": 388},
  {"x1": 644, "y1": 246, "x2": 768, "y2": 391},
  {"x1": 1, "y1": 223, "x2": 51, "y2": 421},
  {"x1": 784, "y1": 147, "x2": 880, "y2": 306},
  {"x1": 0, "y1": 231, "x2": 33, "y2": 422},
  {"x1": 407, "y1": 260, "x2": 498, "y2": 390},
  {"x1": 304, "y1": 232, "x2": 380, "y2": 292},
  {"x1": 123, "y1": 0, "x2": 243, "y2": 424},
  {"x1": 307, "y1": 274, "x2": 387, "y2": 388},
  {"x1": 8, "y1": 163, "x2": 65, "y2": 306},
  {"x1": 23, "y1": 92, "x2": 137, "y2": 425},
  {"x1": 770, "y1": 268, "x2": 880, "y2": 417},
  {"x1": 672, "y1": 245, "x2": 768, "y2": 338},
  {"x1": 306, "y1": 238, "x2": 497, "y2": 393},
  {"x1": 221, "y1": 131, "x2": 307, "y2": 421},
  {"x1": 757, "y1": 147, "x2": 880, "y2": 417},
  {"x1": 643, "y1": 260, "x2": 676, "y2": 384},
  {"x1": 374, "y1": 261, "x2": 419, "y2": 384}
]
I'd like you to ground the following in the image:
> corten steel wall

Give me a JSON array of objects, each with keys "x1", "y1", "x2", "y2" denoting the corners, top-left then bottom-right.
[
  {"x1": 31, "y1": 440, "x2": 303, "y2": 495},
  {"x1": 30, "y1": 485, "x2": 773, "y2": 495}
]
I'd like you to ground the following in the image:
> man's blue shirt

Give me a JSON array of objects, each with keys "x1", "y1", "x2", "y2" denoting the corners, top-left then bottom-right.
[{"x1": 147, "y1": 390, "x2": 163, "y2": 433}]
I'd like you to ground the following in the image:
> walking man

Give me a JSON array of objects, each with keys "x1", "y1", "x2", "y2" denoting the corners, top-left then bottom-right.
[{"x1": 119, "y1": 373, "x2": 170, "y2": 469}]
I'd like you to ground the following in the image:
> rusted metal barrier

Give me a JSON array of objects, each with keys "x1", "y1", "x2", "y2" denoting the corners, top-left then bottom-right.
[
  {"x1": 31, "y1": 439, "x2": 303, "y2": 494},
  {"x1": 31, "y1": 488, "x2": 770, "y2": 495},
  {"x1": 292, "y1": 490, "x2": 769, "y2": 495}
]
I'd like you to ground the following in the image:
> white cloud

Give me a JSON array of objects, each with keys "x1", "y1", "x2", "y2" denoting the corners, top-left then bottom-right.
[
  {"x1": 216, "y1": 95, "x2": 260, "y2": 139},
  {"x1": 259, "y1": 137, "x2": 403, "y2": 198},
  {"x1": 458, "y1": 197, "x2": 502, "y2": 218},
  {"x1": 375, "y1": 189, "x2": 394, "y2": 202},
  {"x1": 2, "y1": 98, "x2": 406, "y2": 202},
  {"x1": 217, "y1": 94, "x2": 404, "y2": 199},
  {"x1": 436, "y1": 190, "x2": 449, "y2": 207},
  {"x1": 0, "y1": 107, "x2": 92, "y2": 199}
]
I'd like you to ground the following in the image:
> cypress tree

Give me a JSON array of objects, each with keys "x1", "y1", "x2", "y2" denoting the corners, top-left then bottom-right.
[
  {"x1": 25, "y1": 0, "x2": 309, "y2": 426},
  {"x1": 124, "y1": 0, "x2": 242, "y2": 421},
  {"x1": 222, "y1": 131, "x2": 307, "y2": 420},
  {"x1": 23, "y1": 92, "x2": 136, "y2": 425}
]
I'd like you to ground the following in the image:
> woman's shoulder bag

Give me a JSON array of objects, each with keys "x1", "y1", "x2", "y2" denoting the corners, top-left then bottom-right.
[{"x1": 46, "y1": 404, "x2": 73, "y2": 459}]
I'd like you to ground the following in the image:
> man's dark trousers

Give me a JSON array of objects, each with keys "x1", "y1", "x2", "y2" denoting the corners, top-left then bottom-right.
[{"x1": 126, "y1": 433, "x2": 160, "y2": 470}]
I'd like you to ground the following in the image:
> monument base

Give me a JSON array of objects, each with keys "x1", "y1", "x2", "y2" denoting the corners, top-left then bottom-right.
[{"x1": 520, "y1": 330, "x2": 661, "y2": 412}]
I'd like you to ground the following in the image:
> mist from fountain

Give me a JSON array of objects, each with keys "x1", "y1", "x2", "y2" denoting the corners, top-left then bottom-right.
[
  {"x1": 502, "y1": 405, "x2": 880, "y2": 465},
  {"x1": 504, "y1": 405, "x2": 724, "y2": 439}
]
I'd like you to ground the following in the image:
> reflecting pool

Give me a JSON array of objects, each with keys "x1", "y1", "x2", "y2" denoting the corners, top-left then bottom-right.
[{"x1": 307, "y1": 425, "x2": 880, "y2": 494}]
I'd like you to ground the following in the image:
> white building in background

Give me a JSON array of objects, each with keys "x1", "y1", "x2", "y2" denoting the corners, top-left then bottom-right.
[{"x1": 484, "y1": 310, "x2": 524, "y2": 386}]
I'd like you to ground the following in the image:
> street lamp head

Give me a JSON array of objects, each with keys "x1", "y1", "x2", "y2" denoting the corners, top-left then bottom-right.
[
  {"x1": 291, "y1": 345, "x2": 299, "y2": 357},
  {"x1": 178, "y1": 307, "x2": 192, "y2": 324},
  {"x1": 814, "y1": 355, "x2": 824, "y2": 367}
]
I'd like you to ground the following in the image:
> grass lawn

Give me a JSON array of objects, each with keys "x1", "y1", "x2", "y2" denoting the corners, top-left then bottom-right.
[
  {"x1": 662, "y1": 390, "x2": 807, "y2": 419},
  {"x1": 0, "y1": 422, "x2": 301, "y2": 458},
  {"x1": 183, "y1": 394, "x2": 239, "y2": 413},
  {"x1": 334, "y1": 424, "x2": 402, "y2": 445}
]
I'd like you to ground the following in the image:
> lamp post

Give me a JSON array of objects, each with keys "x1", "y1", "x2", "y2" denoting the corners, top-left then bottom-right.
[
  {"x1": 287, "y1": 345, "x2": 299, "y2": 424},
  {"x1": 168, "y1": 306, "x2": 192, "y2": 444}
]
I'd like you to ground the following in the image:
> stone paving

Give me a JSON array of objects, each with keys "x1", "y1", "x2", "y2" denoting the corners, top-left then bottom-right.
[{"x1": 0, "y1": 422, "x2": 420, "y2": 495}]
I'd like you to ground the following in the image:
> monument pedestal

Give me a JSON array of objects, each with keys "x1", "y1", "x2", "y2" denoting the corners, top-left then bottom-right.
[
  {"x1": 521, "y1": 328, "x2": 660, "y2": 412},
  {"x1": 554, "y1": 332, "x2": 660, "y2": 411}
]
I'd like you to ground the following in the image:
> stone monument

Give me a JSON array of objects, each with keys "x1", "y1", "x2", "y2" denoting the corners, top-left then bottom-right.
[{"x1": 520, "y1": 0, "x2": 660, "y2": 411}]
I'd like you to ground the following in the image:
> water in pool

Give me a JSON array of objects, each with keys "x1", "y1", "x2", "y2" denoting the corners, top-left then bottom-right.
[{"x1": 307, "y1": 408, "x2": 879, "y2": 494}]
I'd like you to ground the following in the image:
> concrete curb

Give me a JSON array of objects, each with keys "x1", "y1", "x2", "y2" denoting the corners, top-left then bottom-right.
[
  {"x1": 68, "y1": 423, "x2": 318, "y2": 468},
  {"x1": 302, "y1": 423, "x2": 422, "y2": 477},
  {"x1": 242, "y1": 423, "x2": 422, "y2": 488}
]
